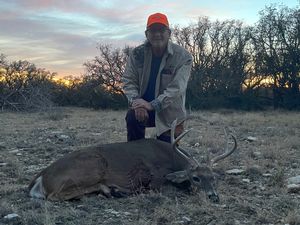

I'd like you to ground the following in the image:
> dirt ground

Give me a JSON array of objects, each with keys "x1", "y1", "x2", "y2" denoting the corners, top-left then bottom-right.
[{"x1": 0, "y1": 107, "x2": 299, "y2": 225}]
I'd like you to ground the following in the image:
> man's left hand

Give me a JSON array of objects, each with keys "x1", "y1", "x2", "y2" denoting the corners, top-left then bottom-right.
[{"x1": 131, "y1": 98, "x2": 153, "y2": 111}]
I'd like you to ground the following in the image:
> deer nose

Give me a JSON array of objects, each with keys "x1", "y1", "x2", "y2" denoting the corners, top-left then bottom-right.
[{"x1": 208, "y1": 193, "x2": 220, "y2": 203}]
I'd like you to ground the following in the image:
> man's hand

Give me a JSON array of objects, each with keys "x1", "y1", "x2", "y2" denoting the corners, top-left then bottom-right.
[
  {"x1": 131, "y1": 98, "x2": 154, "y2": 111},
  {"x1": 134, "y1": 107, "x2": 149, "y2": 123},
  {"x1": 131, "y1": 98, "x2": 153, "y2": 123}
]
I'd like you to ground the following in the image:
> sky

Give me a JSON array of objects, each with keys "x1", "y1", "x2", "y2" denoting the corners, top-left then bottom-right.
[{"x1": 0, "y1": 0, "x2": 299, "y2": 77}]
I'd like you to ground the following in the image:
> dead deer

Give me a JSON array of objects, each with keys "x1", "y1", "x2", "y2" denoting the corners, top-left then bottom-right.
[{"x1": 29, "y1": 120, "x2": 237, "y2": 202}]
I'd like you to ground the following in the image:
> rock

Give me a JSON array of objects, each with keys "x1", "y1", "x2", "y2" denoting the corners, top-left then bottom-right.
[
  {"x1": 287, "y1": 184, "x2": 300, "y2": 193},
  {"x1": 226, "y1": 169, "x2": 245, "y2": 175},
  {"x1": 286, "y1": 176, "x2": 300, "y2": 193},
  {"x1": 4, "y1": 213, "x2": 19, "y2": 219},
  {"x1": 0, "y1": 142, "x2": 5, "y2": 149},
  {"x1": 246, "y1": 136, "x2": 257, "y2": 142},
  {"x1": 91, "y1": 132, "x2": 103, "y2": 136},
  {"x1": 263, "y1": 173, "x2": 272, "y2": 177},
  {"x1": 253, "y1": 151, "x2": 262, "y2": 158},
  {"x1": 9, "y1": 149, "x2": 19, "y2": 153},
  {"x1": 51, "y1": 131, "x2": 63, "y2": 134},
  {"x1": 259, "y1": 185, "x2": 266, "y2": 191},
  {"x1": 234, "y1": 219, "x2": 241, "y2": 225},
  {"x1": 104, "y1": 209, "x2": 120, "y2": 217},
  {"x1": 194, "y1": 143, "x2": 200, "y2": 147},
  {"x1": 57, "y1": 134, "x2": 71, "y2": 142},
  {"x1": 59, "y1": 135, "x2": 70, "y2": 139},
  {"x1": 176, "y1": 216, "x2": 192, "y2": 224},
  {"x1": 266, "y1": 126, "x2": 275, "y2": 130},
  {"x1": 182, "y1": 216, "x2": 191, "y2": 223},
  {"x1": 76, "y1": 205, "x2": 85, "y2": 209},
  {"x1": 242, "y1": 178, "x2": 251, "y2": 183},
  {"x1": 287, "y1": 175, "x2": 300, "y2": 184}
]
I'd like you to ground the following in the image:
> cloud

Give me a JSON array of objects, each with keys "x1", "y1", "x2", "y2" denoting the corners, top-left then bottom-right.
[{"x1": 1, "y1": 0, "x2": 298, "y2": 77}]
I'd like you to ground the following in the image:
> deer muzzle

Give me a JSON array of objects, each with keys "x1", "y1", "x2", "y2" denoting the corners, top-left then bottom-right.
[{"x1": 207, "y1": 191, "x2": 220, "y2": 203}]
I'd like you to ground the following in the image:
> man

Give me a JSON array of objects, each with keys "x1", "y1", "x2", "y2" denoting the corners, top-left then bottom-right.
[{"x1": 122, "y1": 12, "x2": 192, "y2": 143}]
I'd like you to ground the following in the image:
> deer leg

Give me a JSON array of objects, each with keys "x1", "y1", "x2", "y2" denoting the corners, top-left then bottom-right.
[
  {"x1": 29, "y1": 176, "x2": 46, "y2": 199},
  {"x1": 109, "y1": 185, "x2": 130, "y2": 198},
  {"x1": 110, "y1": 188, "x2": 128, "y2": 198},
  {"x1": 98, "y1": 184, "x2": 112, "y2": 198}
]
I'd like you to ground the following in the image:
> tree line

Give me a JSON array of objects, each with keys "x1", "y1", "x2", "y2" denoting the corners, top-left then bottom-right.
[
  {"x1": 0, "y1": 5, "x2": 299, "y2": 111},
  {"x1": 0, "y1": 53, "x2": 126, "y2": 111}
]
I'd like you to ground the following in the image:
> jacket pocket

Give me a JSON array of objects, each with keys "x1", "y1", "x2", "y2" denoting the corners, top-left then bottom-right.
[{"x1": 159, "y1": 73, "x2": 173, "y2": 94}]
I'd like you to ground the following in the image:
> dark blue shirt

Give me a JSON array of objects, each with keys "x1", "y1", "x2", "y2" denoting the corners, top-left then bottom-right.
[{"x1": 142, "y1": 55, "x2": 162, "y2": 102}]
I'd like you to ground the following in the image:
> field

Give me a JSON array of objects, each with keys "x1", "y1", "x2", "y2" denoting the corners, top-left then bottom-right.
[{"x1": 0, "y1": 107, "x2": 299, "y2": 225}]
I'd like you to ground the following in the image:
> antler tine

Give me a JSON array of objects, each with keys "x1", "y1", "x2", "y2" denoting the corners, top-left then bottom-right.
[
  {"x1": 170, "y1": 119, "x2": 192, "y2": 148},
  {"x1": 170, "y1": 119, "x2": 177, "y2": 145},
  {"x1": 177, "y1": 145, "x2": 200, "y2": 167},
  {"x1": 170, "y1": 119, "x2": 198, "y2": 167},
  {"x1": 210, "y1": 128, "x2": 237, "y2": 165},
  {"x1": 174, "y1": 129, "x2": 192, "y2": 145}
]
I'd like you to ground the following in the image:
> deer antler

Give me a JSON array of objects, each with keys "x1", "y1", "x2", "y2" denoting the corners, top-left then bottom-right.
[
  {"x1": 170, "y1": 119, "x2": 192, "y2": 148},
  {"x1": 210, "y1": 127, "x2": 237, "y2": 165},
  {"x1": 171, "y1": 119, "x2": 192, "y2": 147},
  {"x1": 170, "y1": 119, "x2": 199, "y2": 167}
]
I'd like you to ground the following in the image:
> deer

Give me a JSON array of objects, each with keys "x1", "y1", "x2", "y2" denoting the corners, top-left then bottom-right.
[{"x1": 28, "y1": 120, "x2": 237, "y2": 202}]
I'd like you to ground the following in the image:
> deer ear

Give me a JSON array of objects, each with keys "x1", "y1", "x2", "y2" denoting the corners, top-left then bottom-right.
[{"x1": 166, "y1": 170, "x2": 189, "y2": 183}]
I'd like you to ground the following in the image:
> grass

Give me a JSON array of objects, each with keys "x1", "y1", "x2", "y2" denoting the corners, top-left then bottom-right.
[{"x1": 0, "y1": 107, "x2": 299, "y2": 225}]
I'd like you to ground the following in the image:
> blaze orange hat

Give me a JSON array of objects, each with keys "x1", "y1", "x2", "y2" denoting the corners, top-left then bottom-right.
[{"x1": 147, "y1": 13, "x2": 169, "y2": 28}]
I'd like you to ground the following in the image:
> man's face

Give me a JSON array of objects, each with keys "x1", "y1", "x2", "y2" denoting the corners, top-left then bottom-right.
[{"x1": 145, "y1": 24, "x2": 171, "y2": 49}]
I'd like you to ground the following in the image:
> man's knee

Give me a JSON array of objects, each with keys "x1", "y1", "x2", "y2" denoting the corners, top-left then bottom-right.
[
  {"x1": 125, "y1": 109, "x2": 146, "y2": 141},
  {"x1": 125, "y1": 109, "x2": 137, "y2": 124}
]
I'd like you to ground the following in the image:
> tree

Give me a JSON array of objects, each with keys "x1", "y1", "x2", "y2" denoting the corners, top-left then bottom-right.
[
  {"x1": 173, "y1": 18, "x2": 254, "y2": 109},
  {"x1": 83, "y1": 44, "x2": 130, "y2": 95},
  {"x1": 252, "y1": 5, "x2": 300, "y2": 108},
  {"x1": 0, "y1": 55, "x2": 55, "y2": 111}
]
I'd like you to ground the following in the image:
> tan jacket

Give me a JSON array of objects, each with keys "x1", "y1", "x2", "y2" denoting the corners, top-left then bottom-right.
[{"x1": 122, "y1": 41, "x2": 192, "y2": 136}]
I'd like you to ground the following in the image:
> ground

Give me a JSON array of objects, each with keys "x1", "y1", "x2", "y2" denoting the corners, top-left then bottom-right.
[{"x1": 0, "y1": 107, "x2": 299, "y2": 225}]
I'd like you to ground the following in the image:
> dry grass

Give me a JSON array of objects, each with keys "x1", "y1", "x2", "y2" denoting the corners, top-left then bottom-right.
[{"x1": 0, "y1": 107, "x2": 299, "y2": 225}]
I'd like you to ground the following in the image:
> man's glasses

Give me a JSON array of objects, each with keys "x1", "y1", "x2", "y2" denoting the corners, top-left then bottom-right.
[{"x1": 146, "y1": 27, "x2": 170, "y2": 34}]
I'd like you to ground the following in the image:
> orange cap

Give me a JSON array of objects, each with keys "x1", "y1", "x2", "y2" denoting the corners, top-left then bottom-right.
[{"x1": 147, "y1": 13, "x2": 169, "y2": 28}]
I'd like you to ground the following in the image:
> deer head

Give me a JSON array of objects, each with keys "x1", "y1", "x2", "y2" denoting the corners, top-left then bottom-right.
[{"x1": 166, "y1": 120, "x2": 237, "y2": 203}]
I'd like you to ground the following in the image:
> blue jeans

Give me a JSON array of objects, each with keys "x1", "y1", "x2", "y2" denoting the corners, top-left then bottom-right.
[{"x1": 125, "y1": 109, "x2": 171, "y2": 143}]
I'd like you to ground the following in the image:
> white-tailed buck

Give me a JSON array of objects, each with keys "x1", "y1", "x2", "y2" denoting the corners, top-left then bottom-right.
[{"x1": 29, "y1": 120, "x2": 237, "y2": 202}]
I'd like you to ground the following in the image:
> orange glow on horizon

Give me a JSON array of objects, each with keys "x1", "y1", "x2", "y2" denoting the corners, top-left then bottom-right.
[{"x1": 51, "y1": 76, "x2": 83, "y2": 87}]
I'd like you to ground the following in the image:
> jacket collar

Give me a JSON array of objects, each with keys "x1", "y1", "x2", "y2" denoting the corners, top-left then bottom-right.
[{"x1": 166, "y1": 41, "x2": 174, "y2": 55}]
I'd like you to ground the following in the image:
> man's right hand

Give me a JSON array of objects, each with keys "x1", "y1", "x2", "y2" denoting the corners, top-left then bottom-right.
[{"x1": 134, "y1": 107, "x2": 149, "y2": 123}]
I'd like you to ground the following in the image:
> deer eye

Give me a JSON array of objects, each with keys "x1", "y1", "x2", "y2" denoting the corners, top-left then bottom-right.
[{"x1": 192, "y1": 176, "x2": 200, "y2": 183}]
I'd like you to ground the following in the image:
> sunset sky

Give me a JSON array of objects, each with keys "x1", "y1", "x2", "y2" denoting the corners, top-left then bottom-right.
[{"x1": 0, "y1": 0, "x2": 299, "y2": 77}]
